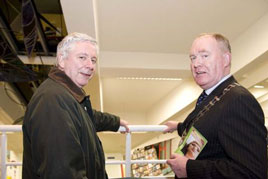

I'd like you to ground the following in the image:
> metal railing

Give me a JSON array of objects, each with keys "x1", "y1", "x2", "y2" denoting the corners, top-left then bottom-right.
[{"x1": 0, "y1": 125, "x2": 172, "y2": 178}]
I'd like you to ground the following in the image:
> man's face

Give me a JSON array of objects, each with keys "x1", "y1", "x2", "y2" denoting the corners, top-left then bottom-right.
[
  {"x1": 60, "y1": 41, "x2": 97, "y2": 88},
  {"x1": 189, "y1": 35, "x2": 229, "y2": 90}
]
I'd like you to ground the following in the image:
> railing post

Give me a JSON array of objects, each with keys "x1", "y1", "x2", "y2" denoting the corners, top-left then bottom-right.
[
  {"x1": 1, "y1": 132, "x2": 7, "y2": 179},
  {"x1": 125, "y1": 132, "x2": 131, "y2": 177}
]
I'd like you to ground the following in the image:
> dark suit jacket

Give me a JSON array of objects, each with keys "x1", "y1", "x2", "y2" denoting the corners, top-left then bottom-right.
[{"x1": 176, "y1": 76, "x2": 267, "y2": 179}]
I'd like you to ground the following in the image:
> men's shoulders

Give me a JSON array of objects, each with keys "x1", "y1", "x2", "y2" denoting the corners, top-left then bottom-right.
[
  {"x1": 212, "y1": 76, "x2": 255, "y2": 101},
  {"x1": 26, "y1": 78, "x2": 78, "y2": 116},
  {"x1": 229, "y1": 84, "x2": 258, "y2": 102},
  {"x1": 24, "y1": 78, "x2": 80, "y2": 125},
  {"x1": 33, "y1": 78, "x2": 74, "y2": 101},
  {"x1": 218, "y1": 82, "x2": 264, "y2": 121}
]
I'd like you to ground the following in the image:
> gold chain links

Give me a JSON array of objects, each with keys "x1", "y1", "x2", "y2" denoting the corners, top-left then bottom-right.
[{"x1": 181, "y1": 82, "x2": 240, "y2": 140}]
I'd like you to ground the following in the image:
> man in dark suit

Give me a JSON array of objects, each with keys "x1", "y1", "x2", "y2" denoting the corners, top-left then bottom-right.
[{"x1": 164, "y1": 33, "x2": 267, "y2": 179}]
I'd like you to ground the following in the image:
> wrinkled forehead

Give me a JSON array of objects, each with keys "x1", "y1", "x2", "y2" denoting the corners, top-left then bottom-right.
[
  {"x1": 69, "y1": 41, "x2": 97, "y2": 55},
  {"x1": 190, "y1": 36, "x2": 218, "y2": 54},
  {"x1": 192, "y1": 35, "x2": 216, "y2": 47},
  {"x1": 71, "y1": 40, "x2": 96, "y2": 50}
]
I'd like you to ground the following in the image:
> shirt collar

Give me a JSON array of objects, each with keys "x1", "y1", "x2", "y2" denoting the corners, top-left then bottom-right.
[
  {"x1": 48, "y1": 66, "x2": 86, "y2": 102},
  {"x1": 205, "y1": 74, "x2": 232, "y2": 95}
]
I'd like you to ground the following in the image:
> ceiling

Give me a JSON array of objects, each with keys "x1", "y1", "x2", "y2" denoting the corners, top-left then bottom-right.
[
  {"x1": 1, "y1": 0, "x2": 268, "y2": 155},
  {"x1": 97, "y1": 0, "x2": 267, "y2": 53},
  {"x1": 93, "y1": 0, "x2": 268, "y2": 111}
]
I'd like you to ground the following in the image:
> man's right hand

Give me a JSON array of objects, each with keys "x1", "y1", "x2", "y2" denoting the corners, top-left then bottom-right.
[
  {"x1": 167, "y1": 154, "x2": 188, "y2": 178},
  {"x1": 163, "y1": 121, "x2": 178, "y2": 133}
]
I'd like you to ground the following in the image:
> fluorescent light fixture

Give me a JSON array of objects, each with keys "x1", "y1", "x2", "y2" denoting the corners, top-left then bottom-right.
[
  {"x1": 254, "y1": 85, "x2": 264, "y2": 89},
  {"x1": 101, "y1": 131, "x2": 147, "y2": 134},
  {"x1": 117, "y1": 77, "x2": 182, "y2": 81}
]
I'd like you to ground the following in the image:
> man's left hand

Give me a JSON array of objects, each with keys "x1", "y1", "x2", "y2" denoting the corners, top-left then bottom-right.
[{"x1": 120, "y1": 119, "x2": 130, "y2": 133}]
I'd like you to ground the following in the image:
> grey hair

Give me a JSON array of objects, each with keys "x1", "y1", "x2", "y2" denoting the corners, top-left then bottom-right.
[{"x1": 56, "y1": 32, "x2": 98, "y2": 66}]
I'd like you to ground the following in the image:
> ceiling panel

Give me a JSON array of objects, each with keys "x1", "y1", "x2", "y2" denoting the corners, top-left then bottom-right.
[{"x1": 97, "y1": 0, "x2": 268, "y2": 53}]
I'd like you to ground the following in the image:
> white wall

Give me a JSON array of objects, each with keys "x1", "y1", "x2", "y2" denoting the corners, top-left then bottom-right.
[
  {"x1": 115, "y1": 112, "x2": 147, "y2": 125},
  {"x1": 105, "y1": 153, "x2": 124, "y2": 178},
  {"x1": 0, "y1": 84, "x2": 25, "y2": 124}
]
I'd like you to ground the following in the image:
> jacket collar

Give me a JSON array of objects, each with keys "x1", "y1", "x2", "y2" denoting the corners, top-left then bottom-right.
[
  {"x1": 48, "y1": 66, "x2": 86, "y2": 102},
  {"x1": 209, "y1": 75, "x2": 236, "y2": 97},
  {"x1": 189, "y1": 75, "x2": 236, "y2": 115}
]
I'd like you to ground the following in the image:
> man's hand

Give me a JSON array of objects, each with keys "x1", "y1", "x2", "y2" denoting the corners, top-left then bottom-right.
[
  {"x1": 120, "y1": 119, "x2": 129, "y2": 133},
  {"x1": 167, "y1": 154, "x2": 188, "y2": 178},
  {"x1": 163, "y1": 121, "x2": 178, "y2": 133}
]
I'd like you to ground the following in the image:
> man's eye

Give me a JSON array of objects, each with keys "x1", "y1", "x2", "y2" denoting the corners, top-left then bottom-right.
[
  {"x1": 202, "y1": 54, "x2": 208, "y2": 58},
  {"x1": 91, "y1": 58, "x2": 97, "y2": 64},
  {"x1": 79, "y1": 56, "x2": 86, "y2": 60},
  {"x1": 190, "y1": 56, "x2": 196, "y2": 61}
]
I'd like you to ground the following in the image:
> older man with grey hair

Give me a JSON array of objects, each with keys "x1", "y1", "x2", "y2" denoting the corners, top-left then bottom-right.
[{"x1": 23, "y1": 32, "x2": 129, "y2": 179}]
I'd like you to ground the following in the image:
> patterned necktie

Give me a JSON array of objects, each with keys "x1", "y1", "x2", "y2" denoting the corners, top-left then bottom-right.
[{"x1": 196, "y1": 90, "x2": 208, "y2": 106}]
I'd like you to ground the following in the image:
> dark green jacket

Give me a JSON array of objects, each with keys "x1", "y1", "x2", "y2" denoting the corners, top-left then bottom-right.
[{"x1": 23, "y1": 67, "x2": 120, "y2": 179}]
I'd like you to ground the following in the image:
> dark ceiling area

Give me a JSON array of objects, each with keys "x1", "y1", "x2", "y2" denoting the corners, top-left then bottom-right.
[{"x1": 0, "y1": 0, "x2": 66, "y2": 114}]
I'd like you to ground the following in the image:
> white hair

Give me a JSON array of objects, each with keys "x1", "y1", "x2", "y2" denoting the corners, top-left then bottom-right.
[{"x1": 56, "y1": 32, "x2": 98, "y2": 66}]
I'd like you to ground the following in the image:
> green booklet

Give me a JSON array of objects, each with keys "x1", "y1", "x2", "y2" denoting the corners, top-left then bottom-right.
[{"x1": 175, "y1": 126, "x2": 207, "y2": 159}]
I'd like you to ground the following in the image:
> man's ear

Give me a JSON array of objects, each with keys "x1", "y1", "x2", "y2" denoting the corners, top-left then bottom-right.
[
  {"x1": 223, "y1": 52, "x2": 231, "y2": 67},
  {"x1": 57, "y1": 55, "x2": 65, "y2": 69}
]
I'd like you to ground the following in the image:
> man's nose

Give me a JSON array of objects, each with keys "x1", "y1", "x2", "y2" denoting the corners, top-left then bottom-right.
[
  {"x1": 85, "y1": 59, "x2": 95, "y2": 69},
  {"x1": 193, "y1": 56, "x2": 202, "y2": 67}
]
